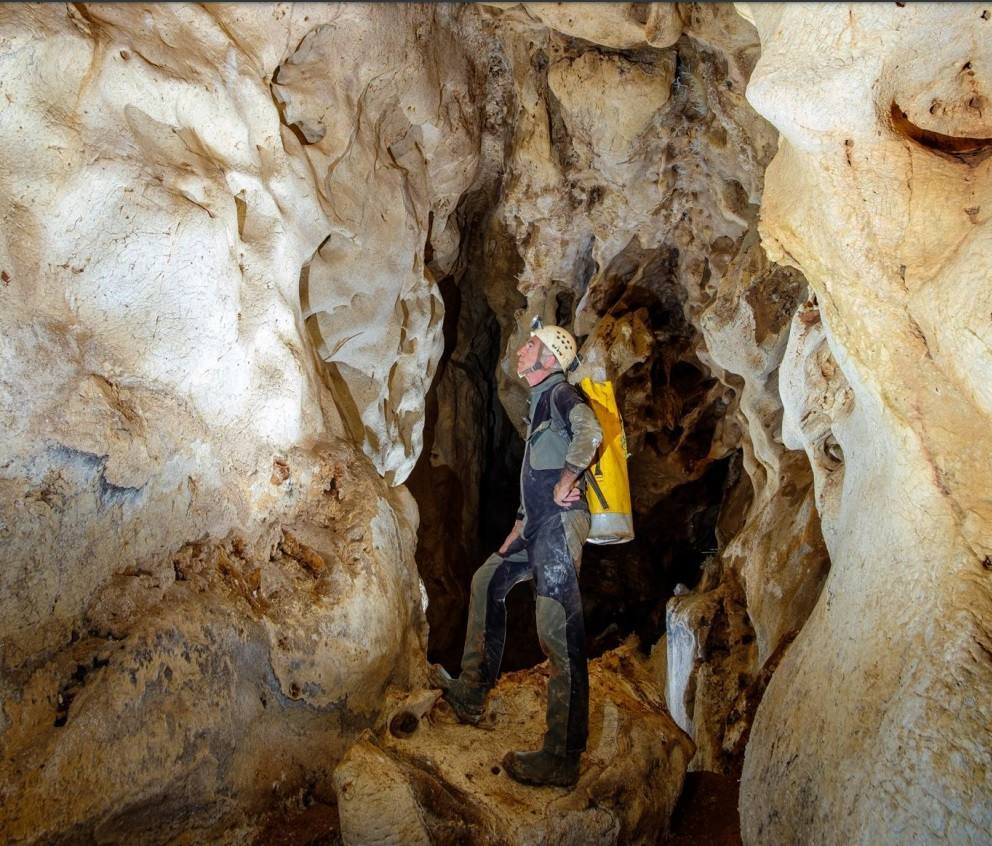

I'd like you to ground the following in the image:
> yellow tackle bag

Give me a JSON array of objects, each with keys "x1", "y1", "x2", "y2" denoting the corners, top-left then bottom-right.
[{"x1": 578, "y1": 378, "x2": 634, "y2": 545}]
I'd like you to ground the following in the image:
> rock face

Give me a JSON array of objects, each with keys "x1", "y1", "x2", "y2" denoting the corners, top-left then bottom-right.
[
  {"x1": 280, "y1": 6, "x2": 481, "y2": 486},
  {"x1": 407, "y1": 4, "x2": 780, "y2": 671},
  {"x1": 0, "y1": 4, "x2": 453, "y2": 841},
  {"x1": 665, "y1": 559, "x2": 755, "y2": 773},
  {"x1": 1, "y1": 440, "x2": 427, "y2": 843},
  {"x1": 444, "y1": 3, "x2": 830, "y2": 782},
  {"x1": 737, "y1": 3, "x2": 992, "y2": 844},
  {"x1": 333, "y1": 642, "x2": 692, "y2": 846},
  {"x1": 2, "y1": 4, "x2": 706, "y2": 841},
  {"x1": 3, "y1": 2, "x2": 989, "y2": 844}
]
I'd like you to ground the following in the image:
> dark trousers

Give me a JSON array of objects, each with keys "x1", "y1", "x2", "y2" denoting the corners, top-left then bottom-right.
[{"x1": 459, "y1": 510, "x2": 590, "y2": 755}]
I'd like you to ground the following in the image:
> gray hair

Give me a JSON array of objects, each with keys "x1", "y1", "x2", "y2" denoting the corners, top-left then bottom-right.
[{"x1": 539, "y1": 341, "x2": 562, "y2": 372}]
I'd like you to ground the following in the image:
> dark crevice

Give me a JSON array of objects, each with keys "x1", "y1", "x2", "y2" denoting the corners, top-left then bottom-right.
[
  {"x1": 408, "y1": 193, "x2": 526, "y2": 671},
  {"x1": 555, "y1": 289, "x2": 575, "y2": 330},
  {"x1": 270, "y1": 64, "x2": 320, "y2": 147},
  {"x1": 890, "y1": 101, "x2": 992, "y2": 165},
  {"x1": 234, "y1": 191, "x2": 247, "y2": 241},
  {"x1": 583, "y1": 453, "x2": 735, "y2": 656},
  {"x1": 423, "y1": 209, "x2": 435, "y2": 268},
  {"x1": 54, "y1": 655, "x2": 111, "y2": 727}
]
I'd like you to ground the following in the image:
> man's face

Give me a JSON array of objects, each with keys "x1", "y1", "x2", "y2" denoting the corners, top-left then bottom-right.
[{"x1": 516, "y1": 335, "x2": 545, "y2": 376}]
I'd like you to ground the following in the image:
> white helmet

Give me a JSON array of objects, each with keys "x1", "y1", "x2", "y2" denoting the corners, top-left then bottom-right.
[{"x1": 531, "y1": 324, "x2": 577, "y2": 372}]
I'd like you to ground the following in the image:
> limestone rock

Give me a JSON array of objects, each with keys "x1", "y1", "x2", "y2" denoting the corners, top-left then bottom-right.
[
  {"x1": 0, "y1": 2, "x2": 758, "y2": 843},
  {"x1": 1, "y1": 441, "x2": 426, "y2": 844},
  {"x1": 334, "y1": 642, "x2": 694, "y2": 846},
  {"x1": 701, "y1": 235, "x2": 830, "y2": 664},
  {"x1": 490, "y1": 3, "x2": 684, "y2": 51},
  {"x1": 455, "y1": 6, "x2": 829, "y2": 776},
  {"x1": 738, "y1": 4, "x2": 992, "y2": 843},
  {"x1": 277, "y1": 6, "x2": 482, "y2": 485},
  {"x1": 548, "y1": 50, "x2": 675, "y2": 166},
  {"x1": 8, "y1": 2, "x2": 990, "y2": 843},
  {"x1": 0, "y1": 5, "x2": 471, "y2": 840},
  {"x1": 665, "y1": 560, "x2": 756, "y2": 773},
  {"x1": 649, "y1": 221, "x2": 829, "y2": 775}
]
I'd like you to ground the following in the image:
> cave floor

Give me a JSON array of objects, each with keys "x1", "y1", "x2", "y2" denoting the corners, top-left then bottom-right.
[
  {"x1": 252, "y1": 802, "x2": 342, "y2": 846},
  {"x1": 666, "y1": 771, "x2": 743, "y2": 846},
  {"x1": 248, "y1": 769, "x2": 741, "y2": 846}
]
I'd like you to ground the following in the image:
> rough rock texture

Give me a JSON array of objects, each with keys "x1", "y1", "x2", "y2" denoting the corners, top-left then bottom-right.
[
  {"x1": 1, "y1": 441, "x2": 426, "y2": 843},
  {"x1": 492, "y1": 3, "x2": 684, "y2": 52},
  {"x1": 280, "y1": 6, "x2": 482, "y2": 486},
  {"x1": 443, "y1": 3, "x2": 831, "y2": 781},
  {"x1": 333, "y1": 642, "x2": 692, "y2": 846},
  {"x1": 663, "y1": 233, "x2": 831, "y2": 774},
  {"x1": 1, "y1": 4, "x2": 710, "y2": 841},
  {"x1": 0, "y1": 4, "x2": 461, "y2": 841},
  {"x1": 701, "y1": 235, "x2": 829, "y2": 665},
  {"x1": 10, "y1": 2, "x2": 987, "y2": 844},
  {"x1": 737, "y1": 3, "x2": 992, "y2": 844}
]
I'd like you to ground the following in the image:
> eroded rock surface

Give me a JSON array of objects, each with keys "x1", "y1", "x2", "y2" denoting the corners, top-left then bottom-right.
[
  {"x1": 1, "y1": 4, "x2": 707, "y2": 841},
  {"x1": 449, "y1": 3, "x2": 830, "y2": 781},
  {"x1": 738, "y1": 3, "x2": 992, "y2": 843},
  {"x1": 0, "y1": 4, "x2": 445, "y2": 841},
  {"x1": 279, "y1": 6, "x2": 482, "y2": 486},
  {"x1": 2, "y1": 440, "x2": 426, "y2": 843},
  {"x1": 334, "y1": 642, "x2": 692, "y2": 846},
  {"x1": 5, "y1": 2, "x2": 988, "y2": 844}
]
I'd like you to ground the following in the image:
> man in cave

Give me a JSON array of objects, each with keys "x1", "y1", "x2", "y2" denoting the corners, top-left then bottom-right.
[{"x1": 428, "y1": 322, "x2": 603, "y2": 788}]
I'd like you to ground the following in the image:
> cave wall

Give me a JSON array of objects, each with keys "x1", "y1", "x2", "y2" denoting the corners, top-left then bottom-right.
[
  {"x1": 440, "y1": 3, "x2": 833, "y2": 779},
  {"x1": 0, "y1": 4, "x2": 474, "y2": 839},
  {"x1": 737, "y1": 3, "x2": 992, "y2": 843},
  {"x1": 3, "y1": 2, "x2": 987, "y2": 844},
  {"x1": 402, "y1": 3, "x2": 821, "y2": 695},
  {"x1": 277, "y1": 4, "x2": 482, "y2": 486}
]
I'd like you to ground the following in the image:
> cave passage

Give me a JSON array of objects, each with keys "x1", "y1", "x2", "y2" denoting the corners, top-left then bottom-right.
[
  {"x1": 399, "y1": 23, "x2": 773, "y2": 679},
  {"x1": 6, "y1": 4, "x2": 988, "y2": 844},
  {"x1": 409, "y1": 213, "x2": 745, "y2": 673}
]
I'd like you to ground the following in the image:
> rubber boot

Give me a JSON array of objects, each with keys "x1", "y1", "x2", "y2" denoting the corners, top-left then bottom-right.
[
  {"x1": 427, "y1": 664, "x2": 486, "y2": 725},
  {"x1": 502, "y1": 748, "x2": 581, "y2": 788}
]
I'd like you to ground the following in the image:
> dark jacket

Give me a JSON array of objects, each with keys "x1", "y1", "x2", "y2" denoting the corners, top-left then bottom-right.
[{"x1": 517, "y1": 372, "x2": 603, "y2": 536}]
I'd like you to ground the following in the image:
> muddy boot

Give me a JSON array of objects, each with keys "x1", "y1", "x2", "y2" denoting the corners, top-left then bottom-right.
[
  {"x1": 502, "y1": 749, "x2": 581, "y2": 788},
  {"x1": 427, "y1": 664, "x2": 486, "y2": 725}
]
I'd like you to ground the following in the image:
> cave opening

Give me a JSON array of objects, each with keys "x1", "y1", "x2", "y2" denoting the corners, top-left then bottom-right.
[
  {"x1": 407, "y1": 18, "x2": 767, "y2": 680},
  {"x1": 409, "y1": 217, "x2": 746, "y2": 674}
]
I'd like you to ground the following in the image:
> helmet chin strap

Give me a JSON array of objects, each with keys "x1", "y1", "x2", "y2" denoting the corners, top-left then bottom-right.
[{"x1": 517, "y1": 362, "x2": 544, "y2": 378}]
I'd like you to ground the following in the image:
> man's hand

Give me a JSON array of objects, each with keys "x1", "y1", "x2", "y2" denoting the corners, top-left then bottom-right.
[
  {"x1": 499, "y1": 519, "x2": 524, "y2": 555},
  {"x1": 553, "y1": 469, "x2": 582, "y2": 507}
]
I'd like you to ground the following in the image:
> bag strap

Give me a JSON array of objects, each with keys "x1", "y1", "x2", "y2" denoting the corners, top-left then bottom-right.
[
  {"x1": 585, "y1": 470, "x2": 609, "y2": 509},
  {"x1": 548, "y1": 382, "x2": 573, "y2": 438}
]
